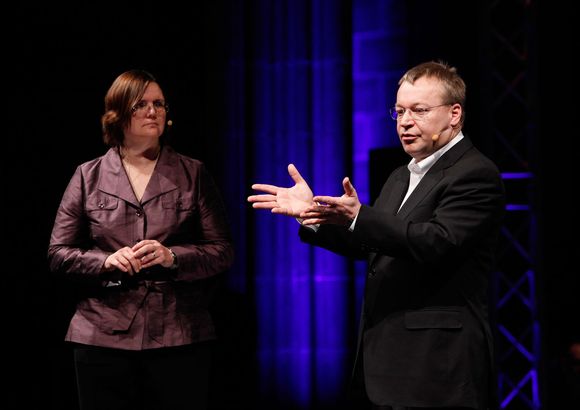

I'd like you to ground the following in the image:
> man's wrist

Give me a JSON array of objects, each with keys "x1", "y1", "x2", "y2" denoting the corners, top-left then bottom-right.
[{"x1": 348, "y1": 211, "x2": 360, "y2": 232}]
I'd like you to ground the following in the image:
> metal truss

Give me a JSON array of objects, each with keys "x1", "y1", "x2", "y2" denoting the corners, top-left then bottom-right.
[{"x1": 480, "y1": 1, "x2": 541, "y2": 409}]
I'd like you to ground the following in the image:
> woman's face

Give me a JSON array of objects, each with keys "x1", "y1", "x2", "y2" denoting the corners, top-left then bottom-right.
[{"x1": 124, "y1": 82, "x2": 167, "y2": 144}]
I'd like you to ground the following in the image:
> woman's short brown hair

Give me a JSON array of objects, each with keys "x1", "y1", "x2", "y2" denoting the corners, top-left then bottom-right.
[{"x1": 101, "y1": 69, "x2": 157, "y2": 147}]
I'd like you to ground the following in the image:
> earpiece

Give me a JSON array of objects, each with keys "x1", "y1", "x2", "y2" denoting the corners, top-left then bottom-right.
[{"x1": 167, "y1": 120, "x2": 173, "y2": 127}]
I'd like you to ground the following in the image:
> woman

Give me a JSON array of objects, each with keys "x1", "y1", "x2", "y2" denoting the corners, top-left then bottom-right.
[{"x1": 48, "y1": 69, "x2": 234, "y2": 410}]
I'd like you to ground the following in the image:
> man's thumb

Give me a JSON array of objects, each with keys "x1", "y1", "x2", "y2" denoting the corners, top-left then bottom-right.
[{"x1": 343, "y1": 177, "x2": 356, "y2": 196}]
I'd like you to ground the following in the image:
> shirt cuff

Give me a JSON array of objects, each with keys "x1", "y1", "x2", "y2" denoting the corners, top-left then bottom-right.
[
  {"x1": 296, "y1": 218, "x2": 320, "y2": 232},
  {"x1": 348, "y1": 212, "x2": 359, "y2": 232}
]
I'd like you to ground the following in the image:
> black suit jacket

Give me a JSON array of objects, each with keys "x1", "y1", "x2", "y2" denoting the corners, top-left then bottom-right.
[{"x1": 300, "y1": 137, "x2": 504, "y2": 409}]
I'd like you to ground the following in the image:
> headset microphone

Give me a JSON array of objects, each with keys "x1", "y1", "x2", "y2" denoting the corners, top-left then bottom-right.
[{"x1": 432, "y1": 126, "x2": 448, "y2": 142}]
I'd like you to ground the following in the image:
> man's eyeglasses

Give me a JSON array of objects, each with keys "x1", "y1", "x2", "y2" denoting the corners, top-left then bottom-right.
[
  {"x1": 389, "y1": 103, "x2": 451, "y2": 121},
  {"x1": 131, "y1": 100, "x2": 169, "y2": 115}
]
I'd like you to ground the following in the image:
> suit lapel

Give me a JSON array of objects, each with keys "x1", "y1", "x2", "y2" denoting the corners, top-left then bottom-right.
[
  {"x1": 381, "y1": 168, "x2": 409, "y2": 215},
  {"x1": 368, "y1": 167, "x2": 409, "y2": 265},
  {"x1": 396, "y1": 171, "x2": 442, "y2": 219},
  {"x1": 396, "y1": 137, "x2": 473, "y2": 219}
]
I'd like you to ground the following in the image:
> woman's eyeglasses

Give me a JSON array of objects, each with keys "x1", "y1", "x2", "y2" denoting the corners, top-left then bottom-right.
[{"x1": 131, "y1": 100, "x2": 169, "y2": 115}]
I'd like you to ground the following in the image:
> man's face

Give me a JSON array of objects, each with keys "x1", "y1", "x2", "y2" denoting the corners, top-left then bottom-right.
[{"x1": 394, "y1": 77, "x2": 460, "y2": 161}]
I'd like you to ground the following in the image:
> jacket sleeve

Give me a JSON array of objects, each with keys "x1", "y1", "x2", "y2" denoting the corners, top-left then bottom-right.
[
  {"x1": 47, "y1": 166, "x2": 109, "y2": 279},
  {"x1": 170, "y1": 163, "x2": 234, "y2": 282},
  {"x1": 298, "y1": 224, "x2": 368, "y2": 260}
]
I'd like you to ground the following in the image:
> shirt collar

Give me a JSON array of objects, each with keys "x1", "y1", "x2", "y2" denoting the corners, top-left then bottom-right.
[{"x1": 407, "y1": 131, "x2": 464, "y2": 175}]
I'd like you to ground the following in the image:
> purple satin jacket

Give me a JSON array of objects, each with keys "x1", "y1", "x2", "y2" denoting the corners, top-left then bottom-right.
[{"x1": 48, "y1": 146, "x2": 234, "y2": 350}]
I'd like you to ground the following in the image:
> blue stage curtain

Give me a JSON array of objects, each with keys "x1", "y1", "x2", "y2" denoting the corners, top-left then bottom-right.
[{"x1": 225, "y1": 0, "x2": 353, "y2": 407}]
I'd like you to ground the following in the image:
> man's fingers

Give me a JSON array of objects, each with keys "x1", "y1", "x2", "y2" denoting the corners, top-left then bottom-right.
[
  {"x1": 248, "y1": 194, "x2": 277, "y2": 203},
  {"x1": 312, "y1": 196, "x2": 338, "y2": 205},
  {"x1": 300, "y1": 211, "x2": 320, "y2": 218},
  {"x1": 252, "y1": 201, "x2": 279, "y2": 209},
  {"x1": 300, "y1": 205, "x2": 332, "y2": 218},
  {"x1": 288, "y1": 163, "x2": 305, "y2": 184},
  {"x1": 251, "y1": 184, "x2": 280, "y2": 194},
  {"x1": 302, "y1": 218, "x2": 323, "y2": 225},
  {"x1": 271, "y1": 207, "x2": 292, "y2": 216}
]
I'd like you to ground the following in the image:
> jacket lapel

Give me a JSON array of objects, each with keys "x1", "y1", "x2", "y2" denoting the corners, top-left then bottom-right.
[
  {"x1": 396, "y1": 137, "x2": 473, "y2": 219},
  {"x1": 396, "y1": 171, "x2": 442, "y2": 219},
  {"x1": 380, "y1": 168, "x2": 409, "y2": 215},
  {"x1": 368, "y1": 166, "x2": 409, "y2": 265},
  {"x1": 97, "y1": 148, "x2": 140, "y2": 207},
  {"x1": 95, "y1": 147, "x2": 179, "y2": 207},
  {"x1": 140, "y1": 147, "x2": 179, "y2": 205}
]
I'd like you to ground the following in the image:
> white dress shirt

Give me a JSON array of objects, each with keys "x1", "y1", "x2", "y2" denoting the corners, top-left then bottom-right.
[{"x1": 398, "y1": 132, "x2": 464, "y2": 212}]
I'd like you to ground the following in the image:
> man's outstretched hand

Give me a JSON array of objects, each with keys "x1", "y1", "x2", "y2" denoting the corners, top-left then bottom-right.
[
  {"x1": 299, "y1": 177, "x2": 361, "y2": 226},
  {"x1": 247, "y1": 164, "x2": 314, "y2": 217}
]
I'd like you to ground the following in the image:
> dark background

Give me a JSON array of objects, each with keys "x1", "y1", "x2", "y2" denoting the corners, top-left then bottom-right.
[
  {"x1": 3, "y1": 1, "x2": 577, "y2": 408},
  {"x1": 5, "y1": 2, "x2": 235, "y2": 408}
]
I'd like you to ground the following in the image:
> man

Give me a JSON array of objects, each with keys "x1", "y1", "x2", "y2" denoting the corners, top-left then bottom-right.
[{"x1": 248, "y1": 61, "x2": 504, "y2": 409}]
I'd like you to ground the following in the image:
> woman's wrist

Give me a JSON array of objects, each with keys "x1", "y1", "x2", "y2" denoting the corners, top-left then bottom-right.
[{"x1": 168, "y1": 249, "x2": 178, "y2": 269}]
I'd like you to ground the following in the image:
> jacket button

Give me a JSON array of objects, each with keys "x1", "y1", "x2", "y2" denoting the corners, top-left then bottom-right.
[
  {"x1": 368, "y1": 268, "x2": 376, "y2": 278},
  {"x1": 136, "y1": 210, "x2": 143, "y2": 217},
  {"x1": 98, "y1": 202, "x2": 105, "y2": 209}
]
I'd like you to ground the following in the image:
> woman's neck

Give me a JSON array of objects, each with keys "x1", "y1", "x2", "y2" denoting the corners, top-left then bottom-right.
[{"x1": 119, "y1": 144, "x2": 161, "y2": 164}]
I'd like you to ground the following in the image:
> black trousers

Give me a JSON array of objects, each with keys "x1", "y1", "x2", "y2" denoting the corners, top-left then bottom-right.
[{"x1": 73, "y1": 342, "x2": 212, "y2": 410}]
